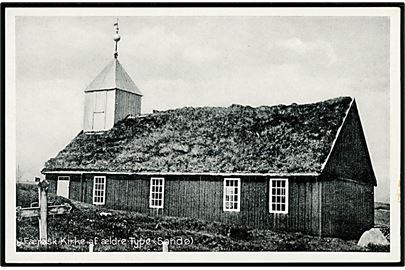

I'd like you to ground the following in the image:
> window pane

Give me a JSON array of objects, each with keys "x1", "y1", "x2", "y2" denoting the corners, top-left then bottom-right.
[{"x1": 150, "y1": 179, "x2": 164, "y2": 208}]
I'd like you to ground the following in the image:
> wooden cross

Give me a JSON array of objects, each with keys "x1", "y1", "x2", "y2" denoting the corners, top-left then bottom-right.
[{"x1": 16, "y1": 179, "x2": 72, "y2": 243}]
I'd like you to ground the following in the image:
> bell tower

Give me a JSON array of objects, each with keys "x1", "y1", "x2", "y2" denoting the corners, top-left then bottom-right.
[{"x1": 83, "y1": 19, "x2": 143, "y2": 132}]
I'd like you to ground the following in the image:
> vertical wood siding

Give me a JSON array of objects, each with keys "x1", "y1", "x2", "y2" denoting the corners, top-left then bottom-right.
[
  {"x1": 321, "y1": 179, "x2": 374, "y2": 239},
  {"x1": 46, "y1": 175, "x2": 57, "y2": 194},
  {"x1": 322, "y1": 101, "x2": 376, "y2": 186},
  {"x1": 46, "y1": 173, "x2": 322, "y2": 235},
  {"x1": 319, "y1": 100, "x2": 375, "y2": 239},
  {"x1": 45, "y1": 174, "x2": 81, "y2": 201},
  {"x1": 114, "y1": 90, "x2": 142, "y2": 123},
  {"x1": 83, "y1": 90, "x2": 116, "y2": 131}
]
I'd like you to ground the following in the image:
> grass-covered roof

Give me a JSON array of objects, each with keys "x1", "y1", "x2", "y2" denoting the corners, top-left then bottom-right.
[{"x1": 44, "y1": 96, "x2": 353, "y2": 174}]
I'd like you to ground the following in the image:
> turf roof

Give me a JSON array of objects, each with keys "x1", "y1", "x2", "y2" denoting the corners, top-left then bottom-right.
[{"x1": 43, "y1": 96, "x2": 353, "y2": 174}]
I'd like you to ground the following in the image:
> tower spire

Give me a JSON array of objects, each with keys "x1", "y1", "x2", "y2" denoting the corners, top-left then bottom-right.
[{"x1": 113, "y1": 18, "x2": 121, "y2": 59}]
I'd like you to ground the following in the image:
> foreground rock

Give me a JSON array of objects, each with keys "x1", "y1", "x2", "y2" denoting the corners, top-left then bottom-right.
[{"x1": 358, "y1": 228, "x2": 389, "y2": 247}]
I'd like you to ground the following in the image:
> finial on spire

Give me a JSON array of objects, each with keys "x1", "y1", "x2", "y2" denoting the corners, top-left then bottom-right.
[{"x1": 113, "y1": 18, "x2": 121, "y2": 59}]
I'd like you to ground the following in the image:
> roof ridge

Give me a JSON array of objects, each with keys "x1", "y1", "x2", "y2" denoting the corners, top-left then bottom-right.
[
  {"x1": 319, "y1": 98, "x2": 355, "y2": 172},
  {"x1": 142, "y1": 96, "x2": 353, "y2": 116},
  {"x1": 45, "y1": 96, "x2": 353, "y2": 174}
]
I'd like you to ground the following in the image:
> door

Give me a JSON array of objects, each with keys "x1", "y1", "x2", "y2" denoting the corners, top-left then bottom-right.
[
  {"x1": 92, "y1": 112, "x2": 105, "y2": 130},
  {"x1": 57, "y1": 176, "x2": 70, "y2": 198},
  {"x1": 92, "y1": 91, "x2": 107, "y2": 130}
]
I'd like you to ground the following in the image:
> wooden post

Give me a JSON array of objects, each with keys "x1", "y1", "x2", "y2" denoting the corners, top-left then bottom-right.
[
  {"x1": 162, "y1": 242, "x2": 169, "y2": 252},
  {"x1": 16, "y1": 179, "x2": 72, "y2": 248},
  {"x1": 38, "y1": 180, "x2": 49, "y2": 243}
]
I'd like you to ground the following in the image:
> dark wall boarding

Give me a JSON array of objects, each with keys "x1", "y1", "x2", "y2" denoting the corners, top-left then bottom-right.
[
  {"x1": 322, "y1": 101, "x2": 377, "y2": 185},
  {"x1": 321, "y1": 179, "x2": 374, "y2": 239},
  {"x1": 114, "y1": 90, "x2": 142, "y2": 122},
  {"x1": 46, "y1": 173, "x2": 373, "y2": 238}
]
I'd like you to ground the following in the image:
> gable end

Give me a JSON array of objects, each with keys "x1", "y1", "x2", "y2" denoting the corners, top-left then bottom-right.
[{"x1": 321, "y1": 100, "x2": 377, "y2": 186}]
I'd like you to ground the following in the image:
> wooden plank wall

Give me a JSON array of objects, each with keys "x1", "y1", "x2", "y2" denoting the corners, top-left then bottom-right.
[
  {"x1": 114, "y1": 90, "x2": 142, "y2": 123},
  {"x1": 83, "y1": 90, "x2": 116, "y2": 131},
  {"x1": 45, "y1": 174, "x2": 81, "y2": 201},
  {"x1": 321, "y1": 179, "x2": 374, "y2": 239},
  {"x1": 46, "y1": 173, "x2": 322, "y2": 235},
  {"x1": 322, "y1": 101, "x2": 376, "y2": 186},
  {"x1": 47, "y1": 176, "x2": 57, "y2": 194}
]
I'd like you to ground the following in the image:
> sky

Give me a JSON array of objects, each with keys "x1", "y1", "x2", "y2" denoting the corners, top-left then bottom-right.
[{"x1": 15, "y1": 15, "x2": 390, "y2": 202}]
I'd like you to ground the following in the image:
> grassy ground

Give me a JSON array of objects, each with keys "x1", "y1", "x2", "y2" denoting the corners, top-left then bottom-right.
[
  {"x1": 375, "y1": 202, "x2": 390, "y2": 226},
  {"x1": 16, "y1": 184, "x2": 389, "y2": 252}
]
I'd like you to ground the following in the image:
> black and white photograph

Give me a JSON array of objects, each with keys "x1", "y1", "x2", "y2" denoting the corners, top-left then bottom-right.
[{"x1": 2, "y1": 4, "x2": 403, "y2": 265}]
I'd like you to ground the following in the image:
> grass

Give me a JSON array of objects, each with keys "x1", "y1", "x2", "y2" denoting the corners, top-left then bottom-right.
[
  {"x1": 16, "y1": 184, "x2": 389, "y2": 252},
  {"x1": 44, "y1": 97, "x2": 352, "y2": 174}
]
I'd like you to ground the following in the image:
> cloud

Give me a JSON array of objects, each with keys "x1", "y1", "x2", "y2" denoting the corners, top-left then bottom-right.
[
  {"x1": 182, "y1": 46, "x2": 218, "y2": 65},
  {"x1": 17, "y1": 79, "x2": 84, "y2": 180},
  {"x1": 130, "y1": 26, "x2": 185, "y2": 60},
  {"x1": 125, "y1": 26, "x2": 218, "y2": 72},
  {"x1": 142, "y1": 78, "x2": 193, "y2": 112},
  {"x1": 272, "y1": 37, "x2": 337, "y2": 67},
  {"x1": 15, "y1": 17, "x2": 389, "y2": 202}
]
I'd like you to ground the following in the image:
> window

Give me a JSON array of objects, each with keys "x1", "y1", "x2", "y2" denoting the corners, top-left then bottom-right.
[
  {"x1": 223, "y1": 178, "x2": 240, "y2": 212},
  {"x1": 149, "y1": 178, "x2": 164, "y2": 208},
  {"x1": 269, "y1": 178, "x2": 288, "y2": 214},
  {"x1": 93, "y1": 176, "x2": 106, "y2": 205},
  {"x1": 57, "y1": 176, "x2": 70, "y2": 198}
]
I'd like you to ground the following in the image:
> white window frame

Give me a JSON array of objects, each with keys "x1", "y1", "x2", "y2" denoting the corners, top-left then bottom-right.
[
  {"x1": 149, "y1": 177, "x2": 165, "y2": 209},
  {"x1": 57, "y1": 176, "x2": 70, "y2": 198},
  {"x1": 223, "y1": 178, "x2": 241, "y2": 212},
  {"x1": 269, "y1": 178, "x2": 289, "y2": 214},
  {"x1": 93, "y1": 176, "x2": 106, "y2": 205}
]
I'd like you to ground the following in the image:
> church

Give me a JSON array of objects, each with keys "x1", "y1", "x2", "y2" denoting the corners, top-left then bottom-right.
[{"x1": 42, "y1": 22, "x2": 377, "y2": 239}]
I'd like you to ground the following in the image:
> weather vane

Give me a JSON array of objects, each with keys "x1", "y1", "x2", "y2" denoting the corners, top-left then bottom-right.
[{"x1": 113, "y1": 18, "x2": 121, "y2": 59}]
